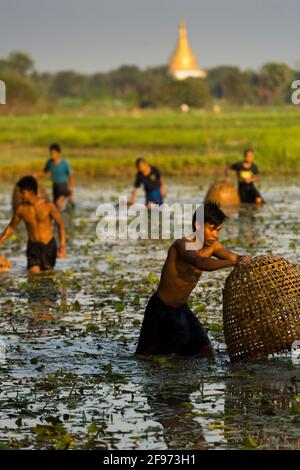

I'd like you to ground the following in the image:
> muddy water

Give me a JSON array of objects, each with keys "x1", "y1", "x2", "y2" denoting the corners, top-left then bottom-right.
[{"x1": 0, "y1": 178, "x2": 299, "y2": 450}]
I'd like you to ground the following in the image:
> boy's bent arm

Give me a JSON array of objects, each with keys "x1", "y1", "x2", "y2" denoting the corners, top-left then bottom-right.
[
  {"x1": 68, "y1": 174, "x2": 74, "y2": 200},
  {"x1": 33, "y1": 170, "x2": 47, "y2": 179},
  {"x1": 0, "y1": 210, "x2": 22, "y2": 247},
  {"x1": 160, "y1": 176, "x2": 167, "y2": 197},
  {"x1": 213, "y1": 241, "x2": 252, "y2": 263},
  {"x1": 213, "y1": 241, "x2": 239, "y2": 261},
  {"x1": 68, "y1": 174, "x2": 74, "y2": 190},
  {"x1": 176, "y1": 240, "x2": 236, "y2": 272},
  {"x1": 49, "y1": 203, "x2": 67, "y2": 258},
  {"x1": 251, "y1": 175, "x2": 260, "y2": 183},
  {"x1": 128, "y1": 187, "x2": 138, "y2": 205}
]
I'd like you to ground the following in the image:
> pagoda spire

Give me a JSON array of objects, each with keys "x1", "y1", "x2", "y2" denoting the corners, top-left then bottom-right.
[{"x1": 168, "y1": 20, "x2": 206, "y2": 80}]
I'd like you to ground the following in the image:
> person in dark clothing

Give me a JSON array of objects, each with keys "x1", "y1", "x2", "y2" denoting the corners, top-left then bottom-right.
[
  {"x1": 135, "y1": 202, "x2": 252, "y2": 357},
  {"x1": 135, "y1": 292, "x2": 211, "y2": 356},
  {"x1": 225, "y1": 148, "x2": 263, "y2": 204},
  {"x1": 0, "y1": 176, "x2": 66, "y2": 272},
  {"x1": 129, "y1": 158, "x2": 166, "y2": 208}
]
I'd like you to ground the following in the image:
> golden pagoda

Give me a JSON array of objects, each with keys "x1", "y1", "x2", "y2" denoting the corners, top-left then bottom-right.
[{"x1": 168, "y1": 21, "x2": 206, "y2": 80}]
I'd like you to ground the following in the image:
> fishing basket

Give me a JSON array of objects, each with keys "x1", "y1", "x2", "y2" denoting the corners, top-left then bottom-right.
[{"x1": 223, "y1": 256, "x2": 300, "y2": 361}]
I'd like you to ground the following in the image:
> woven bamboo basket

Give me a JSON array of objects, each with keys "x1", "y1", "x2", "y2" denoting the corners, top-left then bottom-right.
[
  {"x1": 223, "y1": 256, "x2": 300, "y2": 361},
  {"x1": 0, "y1": 255, "x2": 11, "y2": 272},
  {"x1": 204, "y1": 180, "x2": 240, "y2": 207}
]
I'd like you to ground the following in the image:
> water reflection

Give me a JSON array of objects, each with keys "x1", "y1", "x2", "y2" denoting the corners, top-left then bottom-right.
[
  {"x1": 0, "y1": 179, "x2": 300, "y2": 449},
  {"x1": 138, "y1": 359, "x2": 208, "y2": 449},
  {"x1": 223, "y1": 359, "x2": 300, "y2": 449},
  {"x1": 26, "y1": 273, "x2": 68, "y2": 325}
]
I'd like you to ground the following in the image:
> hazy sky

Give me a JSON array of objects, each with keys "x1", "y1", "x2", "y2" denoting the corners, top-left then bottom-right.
[{"x1": 0, "y1": 0, "x2": 299, "y2": 73}]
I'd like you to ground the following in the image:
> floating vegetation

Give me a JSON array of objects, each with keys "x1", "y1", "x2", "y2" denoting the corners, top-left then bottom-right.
[{"x1": 0, "y1": 178, "x2": 299, "y2": 449}]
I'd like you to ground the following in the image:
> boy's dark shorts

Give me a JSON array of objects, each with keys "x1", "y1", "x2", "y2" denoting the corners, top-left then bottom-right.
[
  {"x1": 135, "y1": 292, "x2": 211, "y2": 356},
  {"x1": 27, "y1": 238, "x2": 57, "y2": 271},
  {"x1": 238, "y1": 183, "x2": 262, "y2": 203},
  {"x1": 53, "y1": 182, "x2": 70, "y2": 202},
  {"x1": 145, "y1": 188, "x2": 164, "y2": 206}
]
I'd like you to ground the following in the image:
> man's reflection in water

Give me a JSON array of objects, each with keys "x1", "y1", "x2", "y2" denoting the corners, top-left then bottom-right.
[
  {"x1": 26, "y1": 273, "x2": 68, "y2": 325},
  {"x1": 138, "y1": 359, "x2": 208, "y2": 450}
]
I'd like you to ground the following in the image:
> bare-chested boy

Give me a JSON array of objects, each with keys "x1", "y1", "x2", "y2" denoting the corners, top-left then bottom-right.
[
  {"x1": 0, "y1": 176, "x2": 66, "y2": 272},
  {"x1": 135, "y1": 202, "x2": 251, "y2": 357}
]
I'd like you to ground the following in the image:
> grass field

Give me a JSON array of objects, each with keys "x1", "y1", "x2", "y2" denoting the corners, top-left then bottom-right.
[{"x1": 0, "y1": 107, "x2": 300, "y2": 179}]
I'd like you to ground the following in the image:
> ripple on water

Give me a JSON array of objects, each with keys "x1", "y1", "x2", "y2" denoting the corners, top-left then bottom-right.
[{"x1": 0, "y1": 178, "x2": 299, "y2": 449}]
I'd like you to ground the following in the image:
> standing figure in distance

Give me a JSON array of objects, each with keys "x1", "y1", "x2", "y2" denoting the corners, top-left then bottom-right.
[
  {"x1": 129, "y1": 158, "x2": 166, "y2": 208},
  {"x1": 36, "y1": 143, "x2": 74, "y2": 210},
  {"x1": 225, "y1": 148, "x2": 263, "y2": 204},
  {"x1": 0, "y1": 176, "x2": 67, "y2": 272}
]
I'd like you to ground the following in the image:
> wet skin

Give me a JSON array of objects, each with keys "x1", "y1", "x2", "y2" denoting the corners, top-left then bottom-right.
[
  {"x1": 157, "y1": 223, "x2": 251, "y2": 308},
  {"x1": 0, "y1": 190, "x2": 66, "y2": 272}
]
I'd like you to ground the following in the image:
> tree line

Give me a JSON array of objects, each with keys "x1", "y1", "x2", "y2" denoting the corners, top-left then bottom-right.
[{"x1": 0, "y1": 51, "x2": 297, "y2": 112}]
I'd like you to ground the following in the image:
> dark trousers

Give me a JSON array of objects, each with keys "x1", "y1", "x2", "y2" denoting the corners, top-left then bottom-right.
[{"x1": 135, "y1": 292, "x2": 211, "y2": 356}]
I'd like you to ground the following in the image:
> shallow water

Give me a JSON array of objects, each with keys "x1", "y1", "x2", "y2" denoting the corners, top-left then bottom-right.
[{"x1": 0, "y1": 177, "x2": 299, "y2": 450}]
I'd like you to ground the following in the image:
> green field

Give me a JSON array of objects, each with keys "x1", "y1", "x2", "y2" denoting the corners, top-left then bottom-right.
[{"x1": 0, "y1": 108, "x2": 300, "y2": 179}]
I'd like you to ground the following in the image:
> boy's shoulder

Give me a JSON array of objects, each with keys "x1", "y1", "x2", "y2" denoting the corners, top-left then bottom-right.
[
  {"x1": 44, "y1": 158, "x2": 53, "y2": 172},
  {"x1": 36, "y1": 197, "x2": 54, "y2": 211},
  {"x1": 44, "y1": 198, "x2": 56, "y2": 209},
  {"x1": 232, "y1": 161, "x2": 243, "y2": 169},
  {"x1": 15, "y1": 202, "x2": 27, "y2": 214},
  {"x1": 211, "y1": 239, "x2": 222, "y2": 250},
  {"x1": 62, "y1": 159, "x2": 71, "y2": 171},
  {"x1": 173, "y1": 236, "x2": 199, "y2": 252},
  {"x1": 173, "y1": 237, "x2": 190, "y2": 248},
  {"x1": 169, "y1": 238, "x2": 183, "y2": 253},
  {"x1": 151, "y1": 165, "x2": 159, "y2": 172}
]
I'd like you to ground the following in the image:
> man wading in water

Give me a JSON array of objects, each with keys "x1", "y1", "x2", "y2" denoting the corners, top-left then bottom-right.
[
  {"x1": 35, "y1": 143, "x2": 74, "y2": 210},
  {"x1": 135, "y1": 202, "x2": 251, "y2": 357},
  {"x1": 129, "y1": 158, "x2": 166, "y2": 208},
  {"x1": 0, "y1": 176, "x2": 66, "y2": 272},
  {"x1": 225, "y1": 148, "x2": 263, "y2": 204}
]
